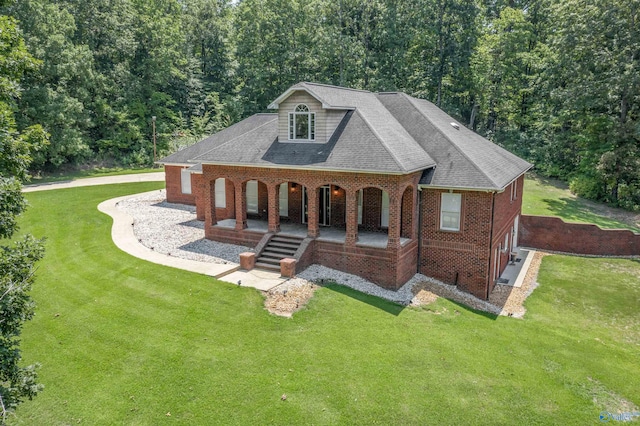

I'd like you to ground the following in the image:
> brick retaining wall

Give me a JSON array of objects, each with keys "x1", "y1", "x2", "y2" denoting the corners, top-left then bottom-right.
[{"x1": 519, "y1": 215, "x2": 640, "y2": 256}]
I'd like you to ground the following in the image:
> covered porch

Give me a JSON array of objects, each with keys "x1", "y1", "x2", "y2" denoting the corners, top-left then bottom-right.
[
  {"x1": 200, "y1": 166, "x2": 423, "y2": 289},
  {"x1": 213, "y1": 219, "x2": 412, "y2": 249}
]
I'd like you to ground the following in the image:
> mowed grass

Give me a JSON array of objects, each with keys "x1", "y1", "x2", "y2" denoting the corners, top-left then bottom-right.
[
  {"x1": 29, "y1": 166, "x2": 159, "y2": 184},
  {"x1": 522, "y1": 174, "x2": 640, "y2": 233},
  {"x1": 10, "y1": 183, "x2": 640, "y2": 425}
]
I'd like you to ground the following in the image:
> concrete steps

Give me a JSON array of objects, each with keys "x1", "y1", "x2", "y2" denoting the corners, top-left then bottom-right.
[{"x1": 255, "y1": 235, "x2": 303, "y2": 271}]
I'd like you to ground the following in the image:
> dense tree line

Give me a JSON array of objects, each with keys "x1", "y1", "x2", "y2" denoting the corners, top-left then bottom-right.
[
  {"x1": 3, "y1": 0, "x2": 639, "y2": 209},
  {"x1": 0, "y1": 0, "x2": 47, "y2": 420}
]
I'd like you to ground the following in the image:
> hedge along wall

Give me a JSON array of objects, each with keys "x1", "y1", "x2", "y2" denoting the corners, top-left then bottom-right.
[{"x1": 519, "y1": 215, "x2": 640, "y2": 256}]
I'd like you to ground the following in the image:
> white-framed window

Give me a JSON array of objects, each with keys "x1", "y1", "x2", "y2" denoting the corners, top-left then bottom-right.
[
  {"x1": 215, "y1": 178, "x2": 226, "y2": 208},
  {"x1": 381, "y1": 190, "x2": 390, "y2": 228},
  {"x1": 503, "y1": 233, "x2": 509, "y2": 253},
  {"x1": 288, "y1": 104, "x2": 315, "y2": 141},
  {"x1": 510, "y1": 181, "x2": 517, "y2": 202},
  {"x1": 279, "y1": 182, "x2": 288, "y2": 216},
  {"x1": 246, "y1": 180, "x2": 258, "y2": 214},
  {"x1": 440, "y1": 192, "x2": 462, "y2": 231},
  {"x1": 181, "y1": 168, "x2": 192, "y2": 194}
]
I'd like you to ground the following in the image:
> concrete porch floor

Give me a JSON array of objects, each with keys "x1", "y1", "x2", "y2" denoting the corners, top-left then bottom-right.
[
  {"x1": 214, "y1": 219, "x2": 411, "y2": 248},
  {"x1": 497, "y1": 247, "x2": 536, "y2": 288}
]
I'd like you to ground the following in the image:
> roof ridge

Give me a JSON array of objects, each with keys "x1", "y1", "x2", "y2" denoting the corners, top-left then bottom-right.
[
  {"x1": 300, "y1": 82, "x2": 372, "y2": 94},
  {"x1": 353, "y1": 109, "x2": 412, "y2": 173},
  {"x1": 401, "y1": 93, "x2": 501, "y2": 188},
  {"x1": 190, "y1": 114, "x2": 278, "y2": 162}
]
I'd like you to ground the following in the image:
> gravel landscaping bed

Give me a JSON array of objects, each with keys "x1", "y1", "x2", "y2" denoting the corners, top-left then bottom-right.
[{"x1": 117, "y1": 189, "x2": 251, "y2": 264}]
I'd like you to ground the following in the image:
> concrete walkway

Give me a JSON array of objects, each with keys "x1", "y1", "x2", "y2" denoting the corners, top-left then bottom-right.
[
  {"x1": 97, "y1": 189, "x2": 286, "y2": 291},
  {"x1": 98, "y1": 192, "x2": 241, "y2": 279},
  {"x1": 23, "y1": 172, "x2": 165, "y2": 192}
]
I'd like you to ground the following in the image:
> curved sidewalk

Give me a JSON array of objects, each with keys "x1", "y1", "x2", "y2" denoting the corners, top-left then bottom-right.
[
  {"x1": 23, "y1": 172, "x2": 166, "y2": 192},
  {"x1": 98, "y1": 192, "x2": 240, "y2": 279},
  {"x1": 98, "y1": 192, "x2": 286, "y2": 291}
]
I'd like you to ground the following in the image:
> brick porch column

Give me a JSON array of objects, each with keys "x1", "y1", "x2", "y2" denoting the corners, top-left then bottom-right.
[
  {"x1": 204, "y1": 179, "x2": 217, "y2": 226},
  {"x1": 267, "y1": 183, "x2": 281, "y2": 233},
  {"x1": 306, "y1": 186, "x2": 319, "y2": 238},
  {"x1": 193, "y1": 174, "x2": 205, "y2": 221},
  {"x1": 345, "y1": 188, "x2": 358, "y2": 247},
  {"x1": 386, "y1": 192, "x2": 402, "y2": 249},
  {"x1": 234, "y1": 180, "x2": 247, "y2": 230}
]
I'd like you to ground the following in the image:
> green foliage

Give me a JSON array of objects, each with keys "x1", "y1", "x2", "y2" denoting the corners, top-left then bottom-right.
[
  {"x1": 0, "y1": 7, "x2": 46, "y2": 422},
  {"x1": 2, "y1": 0, "x2": 639, "y2": 209}
]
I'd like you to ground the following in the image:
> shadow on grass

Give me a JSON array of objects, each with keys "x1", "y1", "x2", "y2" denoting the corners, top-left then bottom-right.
[
  {"x1": 448, "y1": 299, "x2": 499, "y2": 320},
  {"x1": 323, "y1": 283, "x2": 406, "y2": 316}
]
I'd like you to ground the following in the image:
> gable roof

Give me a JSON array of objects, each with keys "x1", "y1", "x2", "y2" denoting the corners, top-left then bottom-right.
[
  {"x1": 266, "y1": 82, "x2": 437, "y2": 174},
  {"x1": 160, "y1": 83, "x2": 531, "y2": 190}
]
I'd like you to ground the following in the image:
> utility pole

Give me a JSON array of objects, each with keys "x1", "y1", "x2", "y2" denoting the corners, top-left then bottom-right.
[{"x1": 152, "y1": 116, "x2": 157, "y2": 164}]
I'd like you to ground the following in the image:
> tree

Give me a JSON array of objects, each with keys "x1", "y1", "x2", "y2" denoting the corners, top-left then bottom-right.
[
  {"x1": 0, "y1": 10, "x2": 48, "y2": 424},
  {"x1": 548, "y1": 0, "x2": 640, "y2": 208}
]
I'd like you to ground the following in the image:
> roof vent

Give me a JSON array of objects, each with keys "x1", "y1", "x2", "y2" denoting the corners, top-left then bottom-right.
[{"x1": 450, "y1": 122, "x2": 460, "y2": 130}]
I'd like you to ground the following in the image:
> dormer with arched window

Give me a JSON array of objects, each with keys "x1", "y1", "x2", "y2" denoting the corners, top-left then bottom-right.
[{"x1": 288, "y1": 104, "x2": 315, "y2": 141}]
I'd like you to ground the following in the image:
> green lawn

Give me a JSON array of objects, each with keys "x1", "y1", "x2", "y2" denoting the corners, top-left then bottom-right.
[
  {"x1": 10, "y1": 183, "x2": 640, "y2": 425},
  {"x1": 523, "y1": 174, "x2": 640, "y2": 233},
  {"x1": 29, "y1": 166, "x2": 160, "y2": 184}
]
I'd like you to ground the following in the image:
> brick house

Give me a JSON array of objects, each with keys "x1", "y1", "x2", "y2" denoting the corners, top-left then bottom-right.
[{"x1": 160, "y1": 82, "x2": 531, "y2": 300}]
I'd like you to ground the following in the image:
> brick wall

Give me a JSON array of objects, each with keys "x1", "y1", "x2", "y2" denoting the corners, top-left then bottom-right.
[
  {"x1": 314, "y1": 240, "x2": 417, "y2": 289},
  {"x1": 419, "y1": 188, "x2": 494, "y2": 299},
  {"x1": 165, "y1": 165, "x2": 196, "y2": 205},
  {"x1": 330, "y1": 185, "x2": 346, "y2": 228},
  {"x1": 205, "y1": 226, "x2": 264, "y2": 247},
  {"x1": 417, "y1": 176, "x2": 524, "y2": 300},
  {"x1": 361, "y1": 187, "x2": 383, "y2": 231},
  {"x1": 520, "y1": 215, "x2": 640, "y2": 256},
  {"x1": 488, "y1": 175, "x2": 524, "y2": 293},
  {"x1": 288, "y1": 183, "x2": 303, "y2": 223},
  {"x1": 401, "y1": 186, "x2": 413, "y2": 238}
]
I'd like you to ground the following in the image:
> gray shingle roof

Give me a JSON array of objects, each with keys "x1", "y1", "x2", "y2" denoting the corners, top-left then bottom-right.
[
  {"x1": 268, "y1": 82, "x2": 436, "y2": 173},
  {"x1": 159, "y1": 114, "x2": 277, "y2": 165},
  {"x1": 377, "y1": 93, "x2": 532, "y2": 189},
  {"x1": 164, "y1": 83, "x2": 531, "y2": 190}
]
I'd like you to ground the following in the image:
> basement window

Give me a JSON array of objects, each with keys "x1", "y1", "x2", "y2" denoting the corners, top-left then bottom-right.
[
  {"x1": 440, "y1": 193, "x2": 461, "y2": 231},
  {"x1": 288, "y1": 104, "x2": 315, "y2": 141}
]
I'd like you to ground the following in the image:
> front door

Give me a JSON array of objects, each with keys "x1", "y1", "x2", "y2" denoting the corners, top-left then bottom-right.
[{"x1": 302, "y1": 186, "x2": 330, "y2": 226}]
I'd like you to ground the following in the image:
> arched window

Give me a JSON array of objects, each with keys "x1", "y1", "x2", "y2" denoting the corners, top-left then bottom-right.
[{"x1": 288, "y1": 104, "x2": 315, "y2": 140}]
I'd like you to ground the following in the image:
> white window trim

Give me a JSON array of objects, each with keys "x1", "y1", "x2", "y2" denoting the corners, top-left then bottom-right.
[
  {"x1": 381, "y1": 190, "x2": 390, "y2": 228},
  {"x1": 288, "y1": 104, "x2": 315, "y2": 141},
  {"x1": 215, "y1": 178, "x2": 226, "y2": 208},
  {"x1": 181, "y1": 168, "x2": 192, "y2": 194},
  {"x1": 440, "y1": 192, "x2": 462, "y2": 231},
  {"x1": 246, "y1": 180, "x2": 258, "y2": 214},
  {"x1": 279, "y1": 182, "x2": 288, "y2": 217}
]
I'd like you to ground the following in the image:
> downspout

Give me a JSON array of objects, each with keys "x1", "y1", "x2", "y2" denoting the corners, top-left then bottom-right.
[{"x1": 486, "y1": 192, "x2": 496, "y2": 300}]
